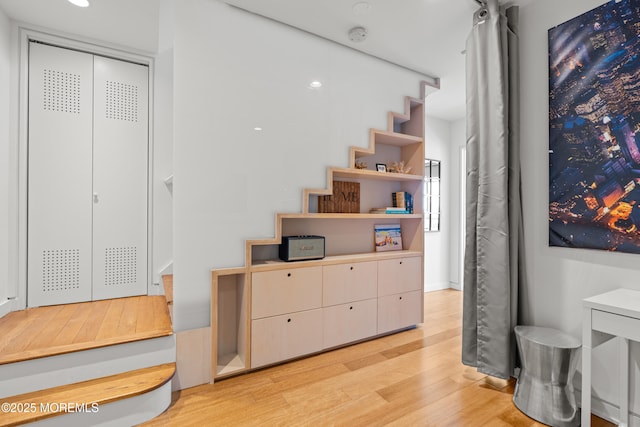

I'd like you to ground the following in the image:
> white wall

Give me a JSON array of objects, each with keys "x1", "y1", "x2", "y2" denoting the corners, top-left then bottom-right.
[
  {"x1": 520, "y1": 0, "x2": 640, "y2": 422},
  {"x1": 424, "y1": 116, "x2": 451, "y2": 292},
  {"x1": 0, "y1": 7, "x2": 11, "y2": 306},
  {"x1": 449, "y1": 117, "x2": 465, "y2": 290},
  {"x1": 153, "y1": 0, "x2": 174, "y2": 285},
  {"x1": 172, "y1": 0, "x2": 427, "y2": 332}
]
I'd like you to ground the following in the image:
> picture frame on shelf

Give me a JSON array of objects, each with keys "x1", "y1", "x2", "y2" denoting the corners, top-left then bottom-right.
[
  {"x1": 376, "y1": 163, "x2": 387, "y2": 173},
  {"x1": 374, "y1": 224, "x2": 403, "y2": 252}
]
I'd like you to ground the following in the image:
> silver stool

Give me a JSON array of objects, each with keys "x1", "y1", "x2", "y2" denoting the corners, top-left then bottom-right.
[{"x1": 513, "y1": 325, "x2": 581, "y2": 427}]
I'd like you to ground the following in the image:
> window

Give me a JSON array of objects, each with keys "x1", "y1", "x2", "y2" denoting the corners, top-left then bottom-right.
[{"x1": 424, "y1": 159, "x2": 440, "y2": 231}]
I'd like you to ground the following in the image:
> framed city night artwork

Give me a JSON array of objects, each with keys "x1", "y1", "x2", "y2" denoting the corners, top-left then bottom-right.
[{"x1": 549, "y1": 0, "x2": 640, "y2": 254}]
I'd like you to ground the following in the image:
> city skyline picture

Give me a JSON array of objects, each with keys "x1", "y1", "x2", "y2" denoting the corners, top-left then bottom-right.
[{"x1": 549, "y1": 0, "x2": 640, "y2": 254}]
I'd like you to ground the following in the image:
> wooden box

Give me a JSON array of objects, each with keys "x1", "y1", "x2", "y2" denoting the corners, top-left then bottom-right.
[{"x1": 318, "y1": 181, "x2": 360, "y2": 213}]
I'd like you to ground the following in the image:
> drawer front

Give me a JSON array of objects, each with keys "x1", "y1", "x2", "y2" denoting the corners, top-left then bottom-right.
[
  {"x1": 378, "y1": 256, "x2": 422, "y2": 297},
  {"x1": 592, "y1": 309, "x2": 640, "y2": 342},
  {"x1": 323, "y1": 261, "x2": 377, "y2": 306},
  {"x1": 252, "y1": 266, "x2": 322, "y2": 319},
  {"x1": 323, "y1": 298, "x2": 378, "y2": 349},
  {"x1": 251, "y1": 308, "x2": 323, "y2": 368},
  {"x1": 377, "y1": 290, "x2": 423, "y2": 334}
]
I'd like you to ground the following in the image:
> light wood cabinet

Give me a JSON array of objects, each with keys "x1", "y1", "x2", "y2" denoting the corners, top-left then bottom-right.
[
  {"x1": 211, "y1": 83, "x2": 438, "y2": 379},
  {"x1": 322, "y1": 261, "x2": 377, "y2": 307},
  {"x1": 251, "y1": 308, "x2": 323, "y2": 368},
  {"x1": 378, "y1": 256, "x2": 422, "y2": 297},
  {"x1": 377, "y1": 290, "x2": 423, "y2": 334},
  {"x1": 323, "y1": 298, "x2": 377, "y2": 349},
  {"x1": 251, "y1": 267, "x2": 322, "y2": 319}
]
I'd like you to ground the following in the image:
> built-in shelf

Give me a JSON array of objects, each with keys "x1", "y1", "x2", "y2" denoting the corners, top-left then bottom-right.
[
  {"x1": 369, "y1": 129, "x2": 422, "y2": 147},
  {"x1": 211, "y1": 82, "x2": 436, "y2": 381},
  {"x1": 329, "y1": 167, "x2": 422, "y2": 181},
  {"x1": 216, "y1": 354, "x2": 245, "y2": 377},
  {"x1": 278, "y1": 213, "x2": 423, "y2": 220},
  {"x1": 211, "y1": 271, "x2": 248, "y2": 379},
  {"x1": 251, "y1": 250, "x2": 423, "y2": 271}
]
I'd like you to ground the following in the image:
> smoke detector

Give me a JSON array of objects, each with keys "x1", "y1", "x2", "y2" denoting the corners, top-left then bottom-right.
[{"x1": 348, "y1": 26, "x2": 368, "y2": 43}]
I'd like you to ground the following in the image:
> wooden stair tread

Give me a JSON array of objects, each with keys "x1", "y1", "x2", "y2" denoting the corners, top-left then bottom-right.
[
  {"x1": 162, "y1": 274, "x2": 173, "y2": 305},
  {"x1": 0, "y1": 363, "x2": 176, "y2": 427},
  {"x1": 0, "y1": 296, "x2": 173, "y2": 365}
]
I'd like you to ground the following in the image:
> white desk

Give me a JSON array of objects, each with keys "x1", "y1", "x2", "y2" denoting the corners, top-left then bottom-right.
[{"x1": 582, "y1": 288, "x2": 640, "y2": 427}]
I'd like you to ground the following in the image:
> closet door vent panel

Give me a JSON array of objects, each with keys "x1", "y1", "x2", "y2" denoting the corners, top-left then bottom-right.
[
  {"x1": 27, "y1": 43, "x2": 93, "y2": 307},
  {"x1": 91, "y1": 56, "x2": 149, "y2": 300}
]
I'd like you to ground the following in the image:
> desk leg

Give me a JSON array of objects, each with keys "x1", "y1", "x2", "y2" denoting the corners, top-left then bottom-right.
[
  {"x1": 620, "y1": 337, "x2": 629, "y2": 427},
  {"x1": 582, "y1": 307, "x2": 592, "y2": 427}
]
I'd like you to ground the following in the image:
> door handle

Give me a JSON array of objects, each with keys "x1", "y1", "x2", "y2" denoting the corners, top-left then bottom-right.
[{"x1": 93, "y1": 193, "x2": 99, "y2": 204}]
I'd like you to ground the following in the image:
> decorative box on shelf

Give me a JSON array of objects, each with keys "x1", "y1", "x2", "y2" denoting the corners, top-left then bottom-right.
[{"x1": 318, "y1": 181, "x2": 360, "y2": 213}]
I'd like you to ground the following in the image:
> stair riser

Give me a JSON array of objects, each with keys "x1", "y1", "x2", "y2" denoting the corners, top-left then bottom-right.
[
  {"x1": 0, "y1": 335, "x2": 175, "y2": 399},
  {"x1": 21, "y1": 381, "x2": 172, "y2": 427}
]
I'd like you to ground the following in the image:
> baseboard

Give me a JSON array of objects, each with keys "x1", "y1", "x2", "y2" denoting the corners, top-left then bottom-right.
[
  {"x1": 449, "y1": 281, "x2": 462, "y2": 291},
  {"x1": 424, "y1": 282, "x2": 450, "y2": 292},
  {"x1": 0, "y1": 297, "x2": 16, "y2": 319},
  {"x1": 173, "y1": 327, "x2": 211, "y2": 391}
]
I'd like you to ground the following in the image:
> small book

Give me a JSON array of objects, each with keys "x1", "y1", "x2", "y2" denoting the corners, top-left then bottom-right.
[
  {"x1": 374, "y1": 224, "x2": 403, "y2": 252},
  {"x1": 392, "y1": 191, "x2": 414, "y2": 213},
  {"x1": 369, "y1": 207, "x2": 409, "y2": 214}
]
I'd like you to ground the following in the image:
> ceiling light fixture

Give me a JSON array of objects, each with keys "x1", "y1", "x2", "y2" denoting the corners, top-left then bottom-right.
[
  {"x1": 254, "y1": 127, "x2": 263, "y2": 131},
  {"x1": 348, "y1": 27, "x2": 368, "y2": 43},
  {"x1": 68, "y1": 0, "x2": 90, "y2": 7},
  {"x1": 309, "y1": 81, "x2": 323, "y2": 89}
]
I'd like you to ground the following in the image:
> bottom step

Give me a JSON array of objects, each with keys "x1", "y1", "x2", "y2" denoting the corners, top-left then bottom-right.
[{"x1": 0, "y1": 363, "x2": 175, "y2": 427}]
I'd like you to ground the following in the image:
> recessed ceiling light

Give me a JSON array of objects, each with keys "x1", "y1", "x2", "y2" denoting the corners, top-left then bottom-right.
[
  {"x1": 309, "y1": 81, "x2": 323, "y2": 89},
  {"x1": 254, "y1": 127, "x2": 262, "y2": 131},
  {"x1": 68, "y1": 0, "x2": 90, "y2": 7}
]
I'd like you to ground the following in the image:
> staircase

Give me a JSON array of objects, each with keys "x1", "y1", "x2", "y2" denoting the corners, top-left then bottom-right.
[{"x1": 0, "y1": 296, "x2": 175, "y2": 426}]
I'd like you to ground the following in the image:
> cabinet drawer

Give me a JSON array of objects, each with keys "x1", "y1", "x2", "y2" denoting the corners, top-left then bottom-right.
[
  {"x1": 323, "y1": 261, "x2": 377, "y2": 306},
  {"x1": 252, "y1": 266, "x2": 322, "y2": 319},
  {"x1": 323, "y1": 298, "x2": 377, "y2": 349},
  {"x1": 378, "y1": 256, "x2": 422, "y2": 297},
  {"x1": 592, "y1": 309, "x2": 640, "y2": 342},
  {"x1": 377, "y1": 290, "x2": 423, "y2": 334},
  {"x1": 251, "y1": 308, "x2": 323, "y2": 368}
]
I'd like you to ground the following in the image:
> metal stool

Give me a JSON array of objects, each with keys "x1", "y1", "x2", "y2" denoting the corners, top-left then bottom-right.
[{"x1": 513, "y1": 325, "x2": 581, "y2": 427}]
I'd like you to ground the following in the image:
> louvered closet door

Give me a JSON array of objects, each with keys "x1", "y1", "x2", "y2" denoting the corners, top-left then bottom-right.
[
  {"x1": 27, "y1": 43, "x2": 94, "y2": 306},
  {"x1": 92, "y1": 56, "x2": 148, "y2": 300}
]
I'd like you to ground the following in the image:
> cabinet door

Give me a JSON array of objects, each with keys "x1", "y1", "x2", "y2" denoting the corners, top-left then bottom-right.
[
  {"x1": 92, "y1": 56, "x2": 149, "y2": 300},
  {"x1": 323, "y1": 298, "x2": 377, "y2": 349},
  {"x1": 252, "y1": 267, "x2": 322, "y2": 319},
  {"x1": 323, "y1": 261, "x2": 377, "y2": 306},
  {"x1": 377, "y1": 290, "x2": 423, "y2": 334},
  {"x1": 251, "y1": 309, "x2": 323, "y2": 368},
  {"x1": 27, "y1": 43, "x2": 94, "y2": 307},
  {"x1": 377, "y1": 256, "x2": 422, "y2": 297}
]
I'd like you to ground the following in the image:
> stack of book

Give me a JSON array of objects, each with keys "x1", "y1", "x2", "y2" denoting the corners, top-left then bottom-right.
[
  {"x1": 392, "y1": 191, "x2": 413, "y2": 214},
  {"x1": 369, "y1": 207, "x2": 410, "y2": 214}
]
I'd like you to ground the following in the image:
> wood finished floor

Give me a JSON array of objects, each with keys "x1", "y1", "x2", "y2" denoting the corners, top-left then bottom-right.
[
  {"x1": 143, "y1": 289, "x2": 613, "y2": 427},
  {"x1": 0, "y1": 295, "x2": 173, "y2": 365}
]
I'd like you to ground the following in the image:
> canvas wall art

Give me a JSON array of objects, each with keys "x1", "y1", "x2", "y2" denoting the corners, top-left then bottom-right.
[{"x1": 549, "y1": 0, "x2": 640, "y2": 253}]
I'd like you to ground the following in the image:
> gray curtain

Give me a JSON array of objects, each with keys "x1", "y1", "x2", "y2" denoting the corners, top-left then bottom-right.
[{"x1": 462, "y1": 0, "x2": 522, "y2": 380}]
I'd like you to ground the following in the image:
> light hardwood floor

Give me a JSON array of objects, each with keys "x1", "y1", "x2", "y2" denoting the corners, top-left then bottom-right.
[
  {"x1": 0, "y1": 295, "x2": 173, "y2": 365},
  {"x1": 143, "y1": 289, "x2": 613, "y2": 426}
]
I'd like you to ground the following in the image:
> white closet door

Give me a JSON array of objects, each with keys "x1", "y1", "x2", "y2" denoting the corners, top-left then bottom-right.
[
  {"x1": 91, "y1": 56, "x2": 148, "y2": 300},
  {"x1": 27, "y1": 43, "x2": 94, "y2": 306}
]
